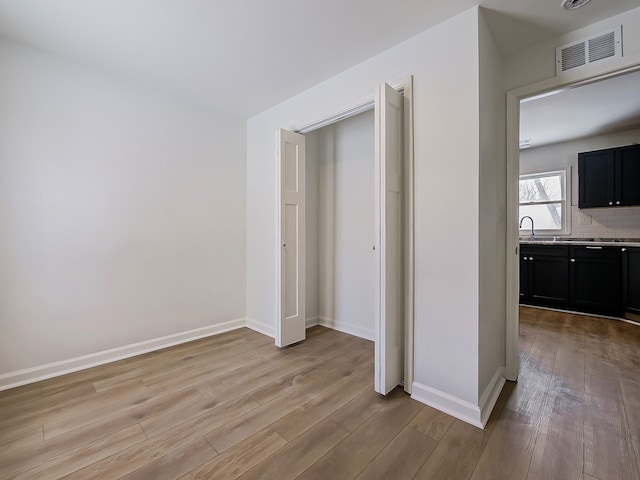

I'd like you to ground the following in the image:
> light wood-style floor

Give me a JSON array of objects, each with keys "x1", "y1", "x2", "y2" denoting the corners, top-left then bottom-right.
[{"x1": 1, "y1": 307, "x2": 639, "y2": 479}]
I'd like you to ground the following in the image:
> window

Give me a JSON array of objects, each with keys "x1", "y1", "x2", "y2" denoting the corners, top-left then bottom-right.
[{"x1": 519, "y1": 168, "x2": 570, "y2": 235}]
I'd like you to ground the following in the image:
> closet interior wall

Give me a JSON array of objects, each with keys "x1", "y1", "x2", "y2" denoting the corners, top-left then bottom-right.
[{"x1": 305, "y1": 110, "x2": 376, "y2": 340}]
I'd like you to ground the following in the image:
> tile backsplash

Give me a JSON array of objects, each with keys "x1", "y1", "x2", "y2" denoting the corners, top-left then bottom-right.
[
  {"x1": 520, "y1": 127, "x2": 640, "y2": 240},
  {"x1": 569, "y1": 206, "x2": 640, "y2": 238}
]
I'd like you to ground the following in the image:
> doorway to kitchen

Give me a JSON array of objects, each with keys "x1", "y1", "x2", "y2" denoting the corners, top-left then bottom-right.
[{"x1": 506, "y1": 63, "x2": 640, "y2": 380}]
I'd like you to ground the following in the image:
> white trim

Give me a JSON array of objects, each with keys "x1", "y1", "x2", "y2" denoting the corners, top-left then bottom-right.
[
  {"x1": 411, "y1": 369, "x2": 505, "y2": 428},
  {"x1": 374, "y1": 82, "x2": 383, "y2": 393},
  {"x1": 317, "y1": 316, "x2": 375, "y2": 342},
  {"x1": 294, "y1": 81, "x2": 405, "y2": 135},
  {"x1": 0, "y1": 318, "x2": 246, "y2": 392},
  {"x1": 506, "y1": 52, "x2": 640, "y2": 382},
  {"x1": 246, "y1": 317, "x2": 275, "y2": 338},
  {"x1": 296, "y1": 101, "x2": 374, "y2": 135},
  {"x1": 275, "y1": 128, "x2": 282, "y2": 346},
  {"x1": 411, "y1": 381, "x2": 483, "y2": 429},
  {"x1": 479, "y1": 367, "x2": 506, "y2": 427},
  {"x1": 305, "y1": 317, "x2": 319, "y2": 328},
  {"x1": 403, "y1": 76, "x2": 415, "y2": 395},
  {"x1": 506, "y1": 89, "x2": 521, "y2": 382}
]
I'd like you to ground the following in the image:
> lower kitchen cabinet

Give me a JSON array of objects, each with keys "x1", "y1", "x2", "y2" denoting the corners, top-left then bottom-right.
[
  {"x1": 623, "y1": 247, "x2": 640, "y2": 316},
  {"x1": 520, "y1": 245, "x2": 569, "y2": 308},
  {"x1": 569, "y1": 246, "x2": 622, "y2": 316},
  {"x1": 519, "y1": 243, "x2": 634, "y2": 318}
]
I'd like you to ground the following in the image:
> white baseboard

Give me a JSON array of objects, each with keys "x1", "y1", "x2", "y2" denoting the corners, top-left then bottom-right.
[
  {"x1": 246, "y1": 316, "x2": 370, "y2": 341},
  {"x1": 246, "y1": 317, "x2": 275, "y2": 338},
  {"x1": 479, "y1": 367, "x2": 506, "y2": 427},
  {"x1": 317, "y1": 316, "x2": 374, "y2": 341},
  {"x1": 411, "y1": 381, "x2": 484, "y2": 429},
  {"x1": 0, "y1": 318, "x2": 246, "y2": 392}
]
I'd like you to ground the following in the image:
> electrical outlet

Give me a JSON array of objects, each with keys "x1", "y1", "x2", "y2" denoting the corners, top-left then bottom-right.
[{"x1": 579, "y1": 213, "x2": 592, "y2": 225}]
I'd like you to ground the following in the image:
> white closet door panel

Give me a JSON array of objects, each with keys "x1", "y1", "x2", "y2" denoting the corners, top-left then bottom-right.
[
  {"x1": 375, "y1": 83, "x2": 404, "y2": 395},
  {"x1": 278, "y1": 129, "x2": 306, "y2": 347}
]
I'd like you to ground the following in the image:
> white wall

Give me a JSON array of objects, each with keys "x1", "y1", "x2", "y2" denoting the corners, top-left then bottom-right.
[
  {"x1": 305, "y1": 131, "x2": 320, "y2": 322},
  {"x1": 520, "y1": 128, "x2": 640, "y2": 238},
  {"x1": 247, "y1": 8, "x2": 486, "y2": 414},
  {"x1": 478, "y1": 11, "x2": 507, "y2": 408},
  {"x1": 0, "y1": 41, "x2": 246, "y2": 377},
  {"x1": 505, "y1": 6, "x2": 640, "y2": 91},
  {"x1": 305, "y1": 111, "x2": 376, "y2": 339}
]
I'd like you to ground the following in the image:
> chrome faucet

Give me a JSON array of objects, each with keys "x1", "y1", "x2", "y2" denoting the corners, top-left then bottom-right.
[{"x1": 519, "y1": 216, "x2": 535, "y2": 240}]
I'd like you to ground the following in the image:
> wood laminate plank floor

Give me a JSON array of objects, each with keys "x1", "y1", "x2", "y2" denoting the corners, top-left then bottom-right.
[{"x1": 1, "y1": 310, "x2": 640, "y2": 479}]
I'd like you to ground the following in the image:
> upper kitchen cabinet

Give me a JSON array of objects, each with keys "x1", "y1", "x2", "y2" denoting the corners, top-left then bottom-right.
[
  {"x1": 617, "y1": 145, "x2": 640, "y2": 206},
  {"x1": 579, "y1": 144, "x2": 640, "y2": 208},
  {"x1": 578, "y1": 148, "x2": 615, "y2": 208}
]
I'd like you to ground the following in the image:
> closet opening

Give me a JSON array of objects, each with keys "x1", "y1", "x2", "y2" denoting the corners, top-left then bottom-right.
[
  {"x1": 277, "y1": 78, "x2": 414, "y2": 396},
  {"x1": 304, "y1": 109, "x2": 377, "y2": 342}
]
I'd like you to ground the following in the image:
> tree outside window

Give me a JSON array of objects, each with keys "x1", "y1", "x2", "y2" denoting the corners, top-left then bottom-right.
[{"x1": 519, "y1": 169, "x2": 570, "y2": 234}]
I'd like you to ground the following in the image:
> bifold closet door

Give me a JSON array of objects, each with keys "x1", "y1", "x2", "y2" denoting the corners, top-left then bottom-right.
[
  {"x1": 374, "y1": 83, "x2": 404, "y2": 395},
  {"x1": 277, "y1": 129, "x2": 306, "y2": 348}
]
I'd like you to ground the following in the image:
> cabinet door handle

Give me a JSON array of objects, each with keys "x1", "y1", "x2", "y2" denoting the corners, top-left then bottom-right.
[
  {"x1": 616, "y1": 201, "x2": 621, "y2": 205},
  {"x1": 529, "y1": 257, "x2": 534, "y2": 261},
  {"x1": 609, "y1": 201, "x2": 613, "y2": 205},
  {"x1": 586, "y1": 246, "x2": 602, "y2": 250},
  {"x1": 622, "y1": 248, "x2": 627, "y2": 252},
  {"x1": 570, "y1": 258, "x2": 576, "y2": 262}
]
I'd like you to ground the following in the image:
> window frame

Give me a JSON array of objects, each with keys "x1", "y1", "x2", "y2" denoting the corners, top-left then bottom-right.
[{"x1": 518, "y1": 167, "x2": 571, "y2": 236}]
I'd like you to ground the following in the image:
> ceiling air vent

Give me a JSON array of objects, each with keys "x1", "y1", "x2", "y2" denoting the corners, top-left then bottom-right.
[{"x1": 556, "y1": 26, "x2": 622, "y2": 75}]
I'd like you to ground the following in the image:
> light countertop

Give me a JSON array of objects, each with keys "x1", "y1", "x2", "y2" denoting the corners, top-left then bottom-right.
[{"x1": 520, "y1": 238, "x2": 640, "y2": 247}]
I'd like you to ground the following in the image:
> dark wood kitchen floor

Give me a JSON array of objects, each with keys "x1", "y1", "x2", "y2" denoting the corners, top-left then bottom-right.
[{"x1": 1, "y1": 307, "x2": 639, "y2": 479}]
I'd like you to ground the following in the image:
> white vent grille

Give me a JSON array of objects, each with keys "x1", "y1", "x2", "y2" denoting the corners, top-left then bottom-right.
[
  {"x1": 556, "y1": 26, "x2": 622, "y2": 75},
  {"x1": 561, "y1": 42, "x2": 586, "y2": 71},
  {"x1": 588, "y1": 32, "x2": 616, "y2": 62}
]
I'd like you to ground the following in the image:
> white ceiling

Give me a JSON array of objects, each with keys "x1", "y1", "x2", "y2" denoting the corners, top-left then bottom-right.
[
  {"x1": 520, "y1": 69, "x2": 640, "y2": 148},
  {"x1": 1, "y1": 0, "x2": 640, "y2": 118},
  {"x1": 481, "y1": 0, "x2": 640, "y2": 56}
]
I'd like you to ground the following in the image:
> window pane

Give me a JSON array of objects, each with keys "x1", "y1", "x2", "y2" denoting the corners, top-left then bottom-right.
[
  {"x1": 519, "y1": 203, "x2": 563, "y2": 230},
  {"x1": 519, "y1": 174, "x2": 563, "y2": 203}
]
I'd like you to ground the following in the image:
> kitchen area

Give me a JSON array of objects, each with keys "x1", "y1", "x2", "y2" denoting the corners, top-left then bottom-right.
[{"x1": 518, "y1": 69, "x2": 640, "y2": 325}]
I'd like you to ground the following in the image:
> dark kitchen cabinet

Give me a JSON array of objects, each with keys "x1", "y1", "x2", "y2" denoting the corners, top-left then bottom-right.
[
  {"x1": 579, "y1": 144, "x2": 640, "y2": 208},
  {"x1": 578, "y1": 148, "x2": 615, "y2": 208},
  {"x1": 617, "y1": 145, "x2": 640, "y2": 206},
  {"x1": 520, "y1": 245, "x2": 569, "y2": 308},
  {"x1": 623, "y1": 247, "x2": 640, "y2": 316},
  {"x1": 569, "y1": 246, "x2": 622, "y2": 316},
  {"x1": 519, "y1": 251, "x2": 530, "y2": 301}
]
